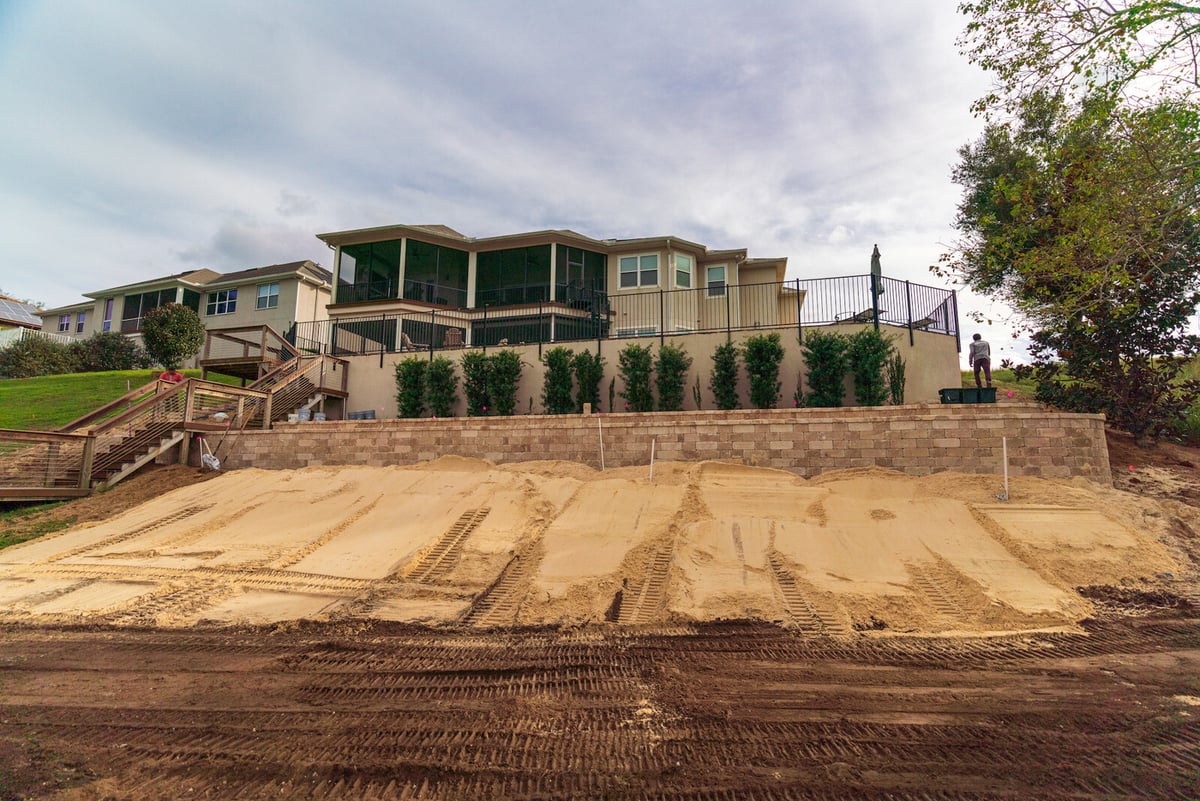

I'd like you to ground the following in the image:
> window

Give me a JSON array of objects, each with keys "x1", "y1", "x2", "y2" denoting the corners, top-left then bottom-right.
[
  {"x1": 206, "y1": 288, "x2": 237, "y2": 316},
  {"x1": 475, "y1": 244, "x2": 550, "y2": 306},
  {"x1": 619, "y1": 254, "x2": 658, "y2": 288},
  {"x1": 256, "y1": 283, "x2": 280, "y2": 310},
  {"x1": 58, "y1": 314, "x2": 70, "y2": 332},
  {"x1": 404, "y1": 239, "x2": 470, "y2": 306},
  {"x1": 338, "y1": 238, "x2": 403, "y2": 303},
  {"x1": 707, "y1": 265, "x2": 727, "y2": 297},
  {"x1": 121, "y1": 289, "x2": 178, "y2": 332},
  {"x1": 102, "y1": 298, "x2": 113, "y2": 332},
  {"x1": 76, "y1": 312, "x2": 85, "y2": 333},
  {"x1": 674, "y1": 254, "x2": 692, "y2": 288}
]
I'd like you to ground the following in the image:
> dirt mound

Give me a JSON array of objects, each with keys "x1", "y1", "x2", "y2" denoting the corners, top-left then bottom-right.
[{"x1": 0, "y1": 454, "x2": 1191, "y2": 634}]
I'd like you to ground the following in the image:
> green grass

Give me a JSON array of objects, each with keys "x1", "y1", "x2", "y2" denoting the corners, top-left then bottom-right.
[
  {"x1": 0, "y1": 369, "x2": 239, "y2": 431},
  {"x1": 960, "y1": 368, "x2": 1037, "y2": 399},
  {"x1": 0, "y1": 502, "x2": 72, "y2": 550}
]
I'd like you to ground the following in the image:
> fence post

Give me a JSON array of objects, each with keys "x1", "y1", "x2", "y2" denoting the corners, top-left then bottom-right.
[
  {"x1": 429, "y1": 309, "x2": 436, "y2": 361},
  {"x1": 539, "y1": 301, "x2": 544, "y2": 358},
  {"x1": 79, "y1": 434, "x2": 96, "y2": 490},
  {"x1": 870, "y1": 273, "x2": 881, "y2": 331},
  {"x1": 725, "y1": 285, "x2": 732, "y2": 342},
  {"x1": 482, "y1": 305, "x2": 488, "y2": 354},
  {"x1": 951, "y1": 290, "x2": 961, "y2": 353},
  {"x1": 795, "y1": 278, "x2": 803, "y2": 344},
  {"x1": 659, "y1": 289, "x2": 665, "y2": 347},
  {"x1": 905, "y1": 280, "x2": 914, "y2": 347}
]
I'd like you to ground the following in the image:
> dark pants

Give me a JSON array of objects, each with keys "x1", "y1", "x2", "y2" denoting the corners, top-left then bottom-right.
[{"x1": 973, "y1": 358, "x2": 992, "y2": 388}]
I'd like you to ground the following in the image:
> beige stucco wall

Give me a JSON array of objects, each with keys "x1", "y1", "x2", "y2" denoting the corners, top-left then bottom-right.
[
  {"x1": 338, "y1": 323, "x2": 961, "y2": 419},
  {"x1": 199, "y1": 279, "x2": 326, "y2": 334},
  {"x1": 223, "y1": 404, "x2": 1110, "y2": 486}
]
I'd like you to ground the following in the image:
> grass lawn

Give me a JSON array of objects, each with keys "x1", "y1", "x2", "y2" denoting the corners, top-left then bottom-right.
[
  {"x1": 960, "y1": 367, "x2": 1037, "y2": 399},
  {"x1": 0, "y1": 369, "x2": 239, "y2": 431}
]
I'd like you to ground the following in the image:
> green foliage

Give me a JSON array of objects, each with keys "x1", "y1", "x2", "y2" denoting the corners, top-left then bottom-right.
[
  {"x1": 572, "y1": 349, "x2": 605, "y2": 413},
  {"x1": 394, "y1": 358, "x2": 428, "y2": 418},
  {"x1": 461, "y1": 351, "x2": 491, "y2": 416},
  {"x1": 0, "y1": 335, "x2": 78, "y2": 378},
  {"x1": 618, "y1": 343, "x2": 655, "y2": 412},
  {"x1": 885, "y1": 353, "x2": 907, "y2": 406},
  {"x1": 654, "y1": 343, "x2": 693, "y2": 412},
  {"x1": 743, "y1": 333, "x2": 785, "y2": 409},
  {"x1": 693, "y1": 374, "x2": 703, "y2": 410},
  {"x1": 426, "y1": 357, "x2": 458, "y2": 417},
  {"x1": 958, "y1": 0, "x2": 1200, "y2": 115},
  {"x1": 945, "y1": 93, "x2": 1200, "y2": 440},
  {"x1": 140, "y1": 303, "x2": 205, "y2": 370},
  {"x1": 709, "y1": 341, "x2": 741, "y2": 410},
  {"x1": 800, "y1": 330, "x2": 848, "y2": 408},
  {"x1": 542, "y1": 346, "x2": 576, "y2": 415},
  {"x1": 69, "y1": 331, "x2": 150, "y2": 372},
  {"x1": 608, "y1": 377, "x2": 615, "y2": 414},
  {"x1": 488, "y1": 350, "x2": 524, "y2": 416},
  {"x1": 846, "y1": 328, "x2": 895, "y2": 407}
]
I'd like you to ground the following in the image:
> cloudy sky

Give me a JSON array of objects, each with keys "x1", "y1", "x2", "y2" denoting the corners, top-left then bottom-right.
[{"x1": 0, "y1": 0, "x2": 1031, "y2": 363}]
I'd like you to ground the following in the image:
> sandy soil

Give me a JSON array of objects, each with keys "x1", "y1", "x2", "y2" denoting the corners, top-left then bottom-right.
[{"x1": 1, "y1": 441, "x2": 1194, "y2": 634}]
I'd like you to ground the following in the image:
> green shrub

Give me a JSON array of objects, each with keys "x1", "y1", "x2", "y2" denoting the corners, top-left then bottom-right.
[
  {"x1": 618, "y1": 343, "x2": 654, "y2": 412},
  {"x1": 0, "y1": 335, "x2": 78, "y2": 378},
  {"x1": 801, "y1": 330, "x2": 848, "y2": 407},
  {"x1": 69, "y1": 331, "x2": 149, "y2": 372},
  {"x1": 461, "y1": 351, "x2": 491, "y2": 416},
  {"x1": 709, "y1": 341, "x2": 741, "y2": 410},
  {"x1": 654, "y1": 343, "x2": 692, "y2": 412},
  {"x1": 140, "y1": 303, "x2": 205, "y2": 370},
  {"x1": 885, "y1": 352, "x2": 907, "y2": 405},
  {"x1": 542, "y1": 346, "x2": 576, "y2": 415},
  {"x1": 488, "y1": 350, "x2": 524, "y2": 416},
  {"x1": 394, "y1": 358, "x2": 428, "y2": 418},
  {"x1": 426, "y1": 357, "x2": 458, "y2": 417},
  {"x1": 847, "y1": 328, "x2": 895, "y2": 407},
  {"x1": 744, "y1": 332, "x2": 784, "y2": 409},
  {"x1": 693, "y1": 374, "x2": 703, "y2": 410},
  {"x1": 572, "y1": 349, "x2": 606, "y2": 412}
]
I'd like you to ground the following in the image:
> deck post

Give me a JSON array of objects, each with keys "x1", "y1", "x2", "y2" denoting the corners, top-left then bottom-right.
[{"x1": 79, "y1": 434, "x2": 96, "y2": 490}]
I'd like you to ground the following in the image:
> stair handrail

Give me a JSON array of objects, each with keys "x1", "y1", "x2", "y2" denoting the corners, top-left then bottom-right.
[
  {"x1": 57, "y1": 379, "x2": 165, "y2": 433},
  {"x1": 201, "y1": 324, "x2": 300, "y2": 364}
]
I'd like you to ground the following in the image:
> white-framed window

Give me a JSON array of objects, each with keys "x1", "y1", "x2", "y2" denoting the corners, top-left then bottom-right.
[
  {"x1": 706, "y1": 264, "x2": 727, "y2": 297},
  {"x1": 618, "y1": 254, "x2": 658, "y2": 288},
  {"x1": 102, "y1": 298, "x2": 113, "y2": 332},
  {"x1": 76, "y1": 312, "x2": 85, "y2": 333},
  {"x1": 206, "y1": 288, "x2": 237, "y2": 315},
  {"x1": 256, "y1": 282, "x2": 280, "y2": 310},
  {"x1": 674, "y1": 253, "x2": 692, "y2": 288},
  {"x1": 57, "y1": 314, "x2": 70, "y2": 332}
]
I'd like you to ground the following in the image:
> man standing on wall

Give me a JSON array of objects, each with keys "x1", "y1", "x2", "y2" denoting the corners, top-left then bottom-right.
[{"x1": 969, "y1": 333, "x2": 992, "y2": 389}]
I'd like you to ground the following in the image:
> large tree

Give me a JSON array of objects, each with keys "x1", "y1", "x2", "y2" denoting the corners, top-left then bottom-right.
[
  {"x1": 959, "y1": 0, "x2": 1200, "y2": 114},
  {"x1": 140, "y1": 303, "x2": 206, "y2": 371},
  {"x1": 944, "y1": 93, "x2": 1200, "y2": 440}
]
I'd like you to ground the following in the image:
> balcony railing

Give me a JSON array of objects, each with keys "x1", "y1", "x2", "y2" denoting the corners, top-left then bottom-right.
[{"x1": 291, "y1": 275, "x2": 958, "y2": 358}]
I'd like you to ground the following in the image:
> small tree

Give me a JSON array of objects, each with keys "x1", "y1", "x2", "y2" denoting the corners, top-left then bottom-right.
[
  {"x1": 654, "y1": 343, "x2": 692, "y2": 412},
  {"x1": 461, "y1": 351, "x2": 491, "y2": 416},
  {"x1": 572, "y1": 349, "x2": 606, "y2": 412},
  {"x1": 743, "y1": 332, "x2": 785, "y2": 409},
  {"x1": 709, "y1": 341, "x2": 741, "y2": 410},
  {"x1": 141, "y1": 303, "x2": 205, "y2": 370},
  {"x1": 542, "y1": 346, "x2": 576, "y2": 415},
  {"x1": 488, "y1": 350, "x2": 524, "y2": 416},
  {"x1": 426, "y1": 356, "x2": 458, "y2": 417},
  {"x1": 846, "y1": 328, "x2": 894, "y2": 407},
  {"x1": 618, "y1": 343, "x2": 654, "y2": 412},
  {"x1": 885, "y1": 353, "x2": 907, "y2": 406},
  {"x1": 394, "y1": 358, "x2": 428, "y2": 418},
  {"x1": 801, "y1": 330, "x2": 848, "y2": 408}
]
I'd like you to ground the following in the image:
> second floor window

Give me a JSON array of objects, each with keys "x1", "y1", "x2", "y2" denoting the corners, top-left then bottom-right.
[
  {"x1": 206, "y1": 289, "x2": 237, "y2": 315},
  {"x1": 707, "y1": 265, "x2": 727, "y2": 297},
  {"x1": 674, "y1": 254, "x2": 693, "y2": 288},
  {"x1": 619, "y1": 254, "x2": 658, "y2": 288},
  {"x1": 58, "y1": 314, "x2": 70, "y2": 332},
  {"x1": 256, "y1": 283, "x2": 279, "y2": 310},
  {"x1": 76, "y1": 312, "x2": 85, "y2": 333}
]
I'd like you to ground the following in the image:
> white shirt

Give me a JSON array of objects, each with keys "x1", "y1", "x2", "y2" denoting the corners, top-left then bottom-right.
[{"x1": 969, "y1": 339, "x2": 990, "y2": 363}]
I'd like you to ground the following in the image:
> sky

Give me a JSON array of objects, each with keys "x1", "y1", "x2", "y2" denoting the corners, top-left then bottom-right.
[{"x1": 0, "y1": 0, "x2": 1033, "y2": 364}]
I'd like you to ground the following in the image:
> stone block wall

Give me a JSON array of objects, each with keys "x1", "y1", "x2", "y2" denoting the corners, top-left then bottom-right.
[{"x1": 221, "y1": 403, "x2": 1111, "y2": 486}]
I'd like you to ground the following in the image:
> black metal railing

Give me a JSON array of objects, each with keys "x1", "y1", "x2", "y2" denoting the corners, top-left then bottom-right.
[
  {"x1": 289, "y1": 275, "x2": 957, "y2": 358},
  {"x1": 403, "y1": 279, "x2": 468, "y2": 308}
]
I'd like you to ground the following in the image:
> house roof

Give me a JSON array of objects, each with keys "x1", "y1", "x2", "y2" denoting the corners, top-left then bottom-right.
[
  {"x1": 38, "y1": 300, "x2": 93, "y2": 316},
  {"x1": 0, "y1": 296, "x2": 43, "y2": 328},
  {"x1": 74, "y1": 261, "x2": 331, "y2": 301}
]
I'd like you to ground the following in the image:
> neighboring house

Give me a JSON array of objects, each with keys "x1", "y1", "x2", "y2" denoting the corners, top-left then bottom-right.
[
  {"x1": 313, "y1": 224, "x2": 800, "y2": 351},
  {"x1": 0, "y1": 295, "x2": 50, "y2": 347},
  {"x1": 38, "y1": 261, "x2": 333, "y2": 348}
]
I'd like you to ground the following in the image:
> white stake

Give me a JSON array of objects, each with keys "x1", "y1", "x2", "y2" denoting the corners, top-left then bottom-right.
[
  {"x1": 997, "y1": 436, "x2": 1010, "y2": 502},
  {"x1": 597, "y1": 414, "x2": 605, "y2": 471},
  {"x1": 650, "y1": 438, "x2": 656, "y2": 481}
]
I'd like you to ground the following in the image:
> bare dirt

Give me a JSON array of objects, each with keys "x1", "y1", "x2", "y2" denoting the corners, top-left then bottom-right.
[{"x1": 1, "y1": 432, "x2": 1198, "y2": 800}]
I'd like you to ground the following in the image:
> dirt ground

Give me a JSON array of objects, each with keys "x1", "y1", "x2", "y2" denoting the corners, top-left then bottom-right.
[{"x1": 2, "y1": 432, "x2": 1199, "y2": 800}]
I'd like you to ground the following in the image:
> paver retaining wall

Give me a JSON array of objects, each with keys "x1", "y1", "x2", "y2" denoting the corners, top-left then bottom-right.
[{"x1": 220, "y1": 403, "x2": 1111, "y2": 486}]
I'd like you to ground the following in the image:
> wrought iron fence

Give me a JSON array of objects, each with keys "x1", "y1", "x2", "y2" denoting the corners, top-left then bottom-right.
[{"x1": 289, "y1": 275, "x2": 958, "y2": 357}]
